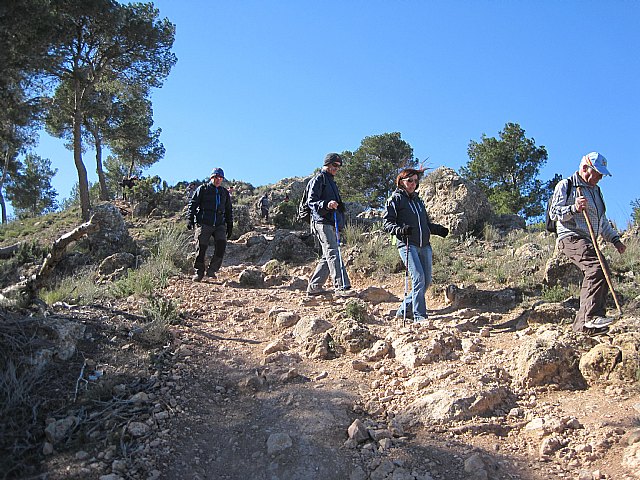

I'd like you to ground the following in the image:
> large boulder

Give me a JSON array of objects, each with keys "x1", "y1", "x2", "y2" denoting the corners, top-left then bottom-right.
[
  {"x1": 85, "y1": 203, "x2": 136, "y2": 258},
  {"x1": 579, "y1": 332, "x2": 640, "y2": 385},
  {"x1": 420, "y1": 167, "x2": 493, "y2": 237},
  {"x1": 543, "y1": 247, "x2": 582, "y2": 288},
  {"x1": 511, "y1": 329, "x2": 584, "y2": 388}
]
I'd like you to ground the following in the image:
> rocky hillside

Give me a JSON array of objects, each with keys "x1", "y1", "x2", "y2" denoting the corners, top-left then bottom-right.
[{"x1": 1, "y1": 179, "x2": 639, "y2": 480}]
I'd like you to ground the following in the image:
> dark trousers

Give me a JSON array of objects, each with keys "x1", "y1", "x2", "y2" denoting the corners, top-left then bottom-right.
[
  {"x1": 193, "y1": 224, "x2": 227, "y2": 275},
  {"x1": 558, "y1": 236, "x2": 607, "y2": 332}
]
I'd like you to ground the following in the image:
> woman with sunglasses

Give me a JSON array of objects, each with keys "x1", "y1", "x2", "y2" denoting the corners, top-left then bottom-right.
[{"x1": 383, "y1": 168, "x2": 449, "y2": 322}]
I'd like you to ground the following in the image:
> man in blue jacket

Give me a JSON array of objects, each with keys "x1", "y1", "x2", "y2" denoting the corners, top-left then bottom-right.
[
  {"x1": 187, "y1": 168, "x2": 233, "y2": 282},
  {"x1": 306, "y1": 153, "x2": 355, "y2": 297}
]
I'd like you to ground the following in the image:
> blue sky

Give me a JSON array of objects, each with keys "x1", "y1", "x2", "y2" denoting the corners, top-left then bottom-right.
[{"x1": 36, "y1": 0, "x2": 639, "y2": 228}]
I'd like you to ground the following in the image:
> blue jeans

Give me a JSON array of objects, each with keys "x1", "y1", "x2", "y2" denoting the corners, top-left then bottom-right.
[
  {"x1": 308, "y1": 222, "x2": 350, "y2": 292},
  {"x1": 397, "y1": 244, "x2": 432, "y2": 319}
]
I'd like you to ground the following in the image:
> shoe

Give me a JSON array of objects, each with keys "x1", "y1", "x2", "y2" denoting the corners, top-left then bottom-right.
[
  {"x1": 206, "y1": 271, "x2": 217, "y2": 279},
  {"x1": 395, "y1": 311, "x2": 414, "y2": 320},
  {"x1": 335, "y1": 288, "x2": 357, "y2": 298},
  {"x1": 584, "y1": 326, "x2": 610, "y2": 337},
  {"x1": 413, "y1": 317, "x2": 429, "y2": 324},
  {"x1": 306, "y1": 288, "x2": 329, "y2": 297},
  {"x1": 192, "y1": 273, "x2": 203, "y2": 282},
  {"x1": 584, "y1": 316, "x2": 614, "y2": 329}
]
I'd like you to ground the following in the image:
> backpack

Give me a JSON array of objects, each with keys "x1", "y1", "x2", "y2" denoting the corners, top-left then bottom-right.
[
  {"x1": 297, "y1": 174, "x2": 326, "y2": 223},
  {"x1": 545, "y1": 178, "x2": 572, "y2": 234}
]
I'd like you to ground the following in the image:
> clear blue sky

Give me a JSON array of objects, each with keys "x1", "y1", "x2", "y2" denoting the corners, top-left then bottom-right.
[{"x1": 36, "y1": 0, "x2": 639, "y2": 228}]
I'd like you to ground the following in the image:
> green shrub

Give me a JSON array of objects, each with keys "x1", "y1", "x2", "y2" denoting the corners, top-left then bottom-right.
[
  {"x1": 40, "y1": 267, "x2": 104, "y2": 305},
  {"x1": 111, "y1": 225, "x2": 190, "y2": 298},
  {"x1": 541, "y1": 284, "x2": 570, "y2": 303}
]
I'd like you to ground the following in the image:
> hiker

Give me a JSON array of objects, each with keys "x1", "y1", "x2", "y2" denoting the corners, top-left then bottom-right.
[
  {"x1": 306, "y1": 153, "x2": 355, "y2": 297},
  {"x1": 121, "y1": 175, "x2": 138, "y2": 201},
  {"x1": 549, "y1": 152, "x2": 626, "y2": 334},
  {"x1": 257, "y1": 193, "x2": 270, "y2": 221},
  {"x1": 383, "y1": 168, "x2": 449, "y2": 323},
  {"x1": 186, "y1": 167, "x2": 233, "y2": 282}
]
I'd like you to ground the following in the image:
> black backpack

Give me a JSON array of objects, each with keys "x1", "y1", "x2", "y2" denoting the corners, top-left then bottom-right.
[
  {"x1": 545, "y1": 178, "x2": 572, "y2": 234},
  {"x1": 296, "y1": 174, "x2": 326, "y2": 223}
]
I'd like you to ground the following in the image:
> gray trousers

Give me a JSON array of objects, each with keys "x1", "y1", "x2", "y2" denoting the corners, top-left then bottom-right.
[
  {"x1": 307, "y1": 222, "x2": 350, "y2": 292},
  {"x1": 558, "y1": 236, "x2": 607, "y2": 331},
  {"x1": 193, "y1": 224, "x2": 227, "y2": 275}
]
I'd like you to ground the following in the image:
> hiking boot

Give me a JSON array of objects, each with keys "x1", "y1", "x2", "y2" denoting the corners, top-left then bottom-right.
[
  {"x1": 335, "y1": 288, "x2": 357, "y2": 298},
  {"x1": 395, "y1": 311, "x2": 414, "y2": 320},
  {"x1": 584, "y1": 326, "x2": 610, "y2": 337},
  {"x1": 584, "y1": 316, "x2": 614, "y2": 329},
  {"x1": 413, "y1": 316, "x2": 429, "y2": 324},
  {"x1": 206, "y1": 271, "x2": 217, "y2": 279},
  {"x1": 306, "y1": 288, "x2": 330, "y2": 297},
  {"x1": 192, "y1": 273, "x2": 203, "y2": 282}
]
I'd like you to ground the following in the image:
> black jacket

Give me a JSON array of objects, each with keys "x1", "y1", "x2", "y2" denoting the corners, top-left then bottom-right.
[
  {"x1": 187, "y1": 182, "x2": 233, "y2": 229},
  {"x1": 307, "y1": 170, "x2": 345, "y2": 228},
  {"x1": 383, "y1": 188, "x2": 447, "y2": 247}
]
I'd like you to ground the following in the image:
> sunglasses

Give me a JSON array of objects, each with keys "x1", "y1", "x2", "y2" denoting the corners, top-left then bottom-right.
[
  {"x1": 402, "y1": 178, "x2": 418, "y2": 184},
  {"x1": 330, "y1": 162, "x2": 342, "y2": 168}
]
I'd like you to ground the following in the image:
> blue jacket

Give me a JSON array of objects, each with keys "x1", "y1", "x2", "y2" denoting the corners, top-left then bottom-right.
[
  {"x1": 383, "y1": 188, "x2": 447, "y2": 247},
  {"x1": 187, "y1": 182, "x2": 233, "y2": 229},
  {"x1": 307, "y1": 170, "x2": 345, "y2": 228}
]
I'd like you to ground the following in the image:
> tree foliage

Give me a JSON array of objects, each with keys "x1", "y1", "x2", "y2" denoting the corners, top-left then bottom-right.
[
  {"x1": 6, "y1": 154, "x2": 58, "y2": 218},
  {"x1": 631, "y1": 198, "x2": 640, "y2": 227},
  {"x1": 460, "y1": 123, "x2": 549, "y2": 218},
  {"x1": 337, "y1": 132, "x2": 417, "y2": 208},
  {"x1": 45, "y1": 0, "x2": 176, "y2": 220}
]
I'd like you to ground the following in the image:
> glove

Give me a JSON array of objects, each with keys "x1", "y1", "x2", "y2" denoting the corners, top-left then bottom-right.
[
  {"x1": 400, "y1": 225, "x2": 412, "y2": 236},
  {"x1": 438, "y1": 226, "x2": 449, "y2": 238},
  {"x1": 227, "y1": 226, "x2": 233, "y2": 239},
  {"x1": 187, "y1": 220, "x2": 194, "y2": 230}
]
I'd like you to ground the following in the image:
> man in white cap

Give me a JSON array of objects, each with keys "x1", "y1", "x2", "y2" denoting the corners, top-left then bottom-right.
[
  {"x1": 187, "y1": 167, "x2": 233, "y2": 281},
  {"x1": 549, "y1": 152, "x2": 626, "y2": 335}
]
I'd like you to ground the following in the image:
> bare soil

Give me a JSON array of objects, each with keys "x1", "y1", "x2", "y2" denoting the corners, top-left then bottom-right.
[{"x1": 2, "y1": 225, "x2": 639, "y2": 480}]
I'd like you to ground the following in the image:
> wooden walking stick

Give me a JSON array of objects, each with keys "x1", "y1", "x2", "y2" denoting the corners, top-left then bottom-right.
[{"x1": 576, "y1": 186, "x2": 623, "y2": 317}]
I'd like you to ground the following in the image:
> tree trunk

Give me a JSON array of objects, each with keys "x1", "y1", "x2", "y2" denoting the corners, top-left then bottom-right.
[
  {"x1": 0, "y1": 149, "x2": 10, "y2": 224},
  {"x1": 73, "y1": 84, "x2": 91, "y2": 221},
  {"x1": 93, "y1": 130, "x2": 109, "y2": 201}
]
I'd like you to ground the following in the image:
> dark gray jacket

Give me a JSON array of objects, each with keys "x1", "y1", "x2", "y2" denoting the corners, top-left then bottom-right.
[
  {"x1": 307, "y1": 170, "x2": 345, "y2": 228},
  {"x1": 383, "y1": 188, "x2": 447, "y2": 247}
]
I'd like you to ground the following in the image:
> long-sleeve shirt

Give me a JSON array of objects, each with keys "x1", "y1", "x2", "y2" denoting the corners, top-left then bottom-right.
[{"x1": 550, "y1": 171, "x2": 620, "y2": 245}]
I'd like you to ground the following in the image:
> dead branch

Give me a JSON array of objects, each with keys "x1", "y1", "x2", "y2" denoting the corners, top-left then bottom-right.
[
  {"x1": 0, "y1": 242, "x2": 21, "y2": 259},
  {"x1": 0, "y1": 216, "x2": 100, "y2": 308}
]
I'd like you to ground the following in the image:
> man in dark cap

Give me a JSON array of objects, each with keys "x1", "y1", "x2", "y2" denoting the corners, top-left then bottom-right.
[
  {"x1": 187, "y1": 167, "x2": 233, "y2": 281},
  {"x1": 549, "y1": 152, "x2": 626, "y2": 335},
  {"x1": 306, "y1": 153, "x2": 356, "y2": 297}
]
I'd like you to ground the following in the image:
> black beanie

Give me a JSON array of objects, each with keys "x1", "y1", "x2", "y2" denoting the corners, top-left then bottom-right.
[{"x1": 324, "y1": 153, "x2": 343, "y2": 166}]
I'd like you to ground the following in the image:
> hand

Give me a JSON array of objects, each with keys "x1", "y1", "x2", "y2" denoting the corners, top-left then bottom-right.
[
  {"x1": 574, "y1": 195, "x2": 587, "y2": 213},
  {"x1": 227, "y1": 226, "x2": 233, "y2": 239},
  {"x1": 327, "y1": 200, "x2": 339, "y2": 210},
  {"x1": 187, "y1": 220, "x2": 194, "y2": 230},
  {"x1": 439, "y1": 226, "x2": 449, "y2": 238},
  {"x1": 400, "y1": 225, "x2": 412, "y2": 236},
  {"x1": 615, "y1": 241, "x2": 626, "y2": 254}
]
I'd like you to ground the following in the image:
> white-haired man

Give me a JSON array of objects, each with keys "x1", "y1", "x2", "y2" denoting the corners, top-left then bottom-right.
[{"x1": 549, "y1": 152, "x2": 626, "y2": 335}]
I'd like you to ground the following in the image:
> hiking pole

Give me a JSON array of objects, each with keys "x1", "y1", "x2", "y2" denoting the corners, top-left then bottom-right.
[
  {"x1": 333, "y1": 211, "x2": 347, "y2": 290},
  {"x1": 402, "y1": 236, "x2": 410, "y2": 328},
  {"x1": 576, "y1": 187, "x2": 623, "y2": 317}
]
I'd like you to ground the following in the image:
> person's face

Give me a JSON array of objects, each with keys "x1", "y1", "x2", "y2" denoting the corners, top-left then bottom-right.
[
  {"x1": 581, "y1": 165, "x2": 603, "y2": 187},
  {"x1": 211, "y1": 175, "x2": 224, "y2": 187},
  {"x1": 401, "y1": 175, "x2": 419, "y2": 193},
  {"x1": 326, "y1": 162, "x2": 342, "y2": 176}
]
